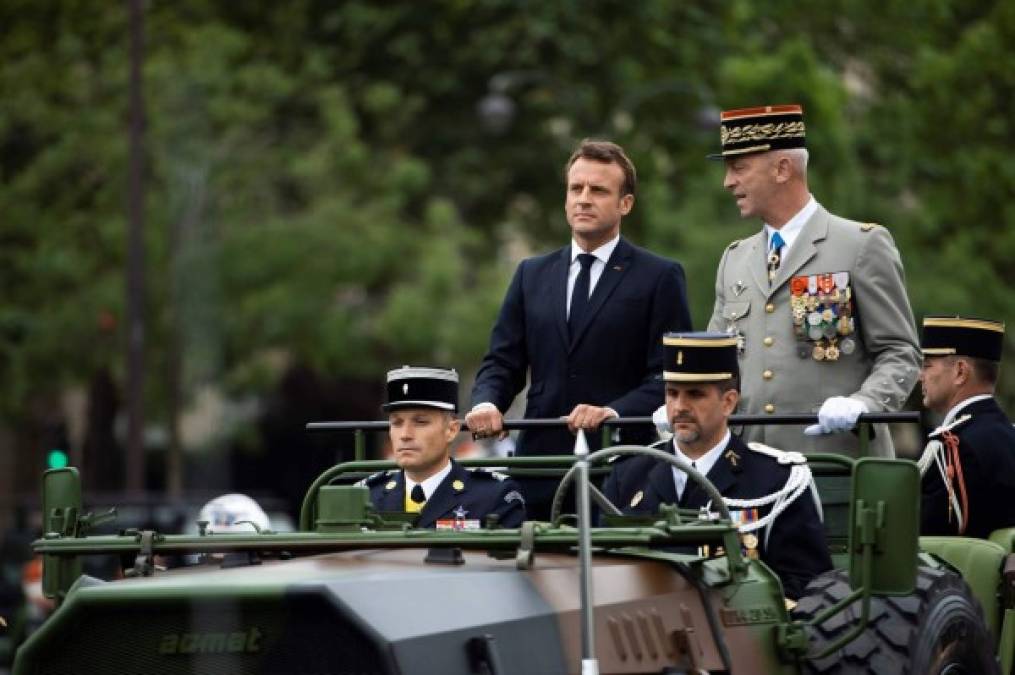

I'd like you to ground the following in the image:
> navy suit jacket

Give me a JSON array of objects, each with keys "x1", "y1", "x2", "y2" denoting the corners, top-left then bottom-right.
[
  {"x1": 364, "y1": 459, "x2": 525, "y2": 528},
  {"x1": 602, "y1": 434, "x2": 832, "y2": 599},
  {"x1": 471, "y1": 237, "x2": 692, "y2": 455},
  {"x1": 921, "y1": 397, "x2": 1015, "y2": 539}
]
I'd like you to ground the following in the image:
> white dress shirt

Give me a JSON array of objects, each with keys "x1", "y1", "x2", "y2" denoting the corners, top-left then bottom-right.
[
  {"x1": 671, "y1": 430, "x2": 731, "y2": 499},
  {"x1": 765, "y1": 195, "x2": 817, "y2": 254},
  {"x1": 405, "y1": 460, "x2": 453, "y2": 502},
  {"x1": 566, "y1": 235, "x2": 620, "y2": 318}
]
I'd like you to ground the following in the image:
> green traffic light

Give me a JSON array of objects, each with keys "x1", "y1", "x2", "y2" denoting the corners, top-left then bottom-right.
[{"x1": 47, "y1": 449, "x2": 69, "y2": 469}]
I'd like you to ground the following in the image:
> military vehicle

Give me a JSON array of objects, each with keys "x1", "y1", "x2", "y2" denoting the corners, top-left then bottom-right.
[{"x1": 9, "y1": 415, "x2": 1015, "y2": 674}]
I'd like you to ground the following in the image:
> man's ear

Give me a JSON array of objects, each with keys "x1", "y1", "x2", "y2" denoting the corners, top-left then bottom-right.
[
  {"x1": 619, "y1": 193, "x2": 634, "y2": 215},
  {"x1": 773, "y1": 155, "x2": 793, "y2": 184},
  {"x1": 446, "y1": 416, "x2": 462, "y2": 440},
  {"x1": 953, "y1": 358, "x2": 972, "y2": 387},
  {"x1": 721, "y1": 388, "x2": 739, "y2": 416}
]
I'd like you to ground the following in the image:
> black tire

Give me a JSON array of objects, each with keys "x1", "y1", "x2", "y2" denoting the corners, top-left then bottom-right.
[{"x1": 792, "y1": 567, "x2": 998, "y2": 674}]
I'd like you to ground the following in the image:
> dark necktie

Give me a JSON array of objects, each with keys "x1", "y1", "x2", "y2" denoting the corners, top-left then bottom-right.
[
  {"x1": 768, "y1": 231, "x2": 785, "y2": 284},
  {"x1": 569, "y1": 253, "x2": 596, "y2": 336},
  {"x1": 679, "y1": 462, "x2": 697, "y2": 506},
  {"x1": 410, "y1": 484, "x2": 426, "y2": 505}
]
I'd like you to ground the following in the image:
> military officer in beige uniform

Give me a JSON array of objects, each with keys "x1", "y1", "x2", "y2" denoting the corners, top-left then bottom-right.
[{"x1": 701, "y1": 105, "x2": 920, "y2": 457}]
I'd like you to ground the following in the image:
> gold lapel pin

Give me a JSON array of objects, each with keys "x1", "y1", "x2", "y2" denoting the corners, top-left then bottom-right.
[
  {"x1": 385, "y1": 480, "x2": 397, "y2": 491},
  {"x1": 452, "y1": 479, "x2": 465, "y2": 492},
  {"x1": 725, "y1": 450, "x2": 740, "y2": 467}
]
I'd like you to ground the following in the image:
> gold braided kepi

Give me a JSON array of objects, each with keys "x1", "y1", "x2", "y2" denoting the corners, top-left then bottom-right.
[{"x1": 708, "y1": 104, "x2": 806, "y2": 160}]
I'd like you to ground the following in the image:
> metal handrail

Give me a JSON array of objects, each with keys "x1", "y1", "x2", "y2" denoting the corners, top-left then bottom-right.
[{"x1": 306, "y1": 411, "x2": 920, "y2": 432}]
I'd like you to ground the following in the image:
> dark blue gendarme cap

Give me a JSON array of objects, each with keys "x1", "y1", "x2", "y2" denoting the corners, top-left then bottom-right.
[
  {"x1": 384, "y1": 366, "x2": 459, "y2": 412},
  {"x1": 662, "y1": 332, "x2": 740, "y2": 382},
  {"x1": 922, "y1": 317, "x2": 1005, "y2": 362}
]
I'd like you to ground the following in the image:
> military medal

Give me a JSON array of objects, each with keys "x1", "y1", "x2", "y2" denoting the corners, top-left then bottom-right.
[
  {"x1": 840, "y1": 337, "x2": 856, "y2": 355},
  {"x1": 797, "y1": 343, "x2": 811, "y2": 359},
  {"x1": 813, "y1": 344, "x2": 826, "y2": 361},
  {"x1": 742, "y1": 533, "x2": 759, "y2": 550},
  {"x1": 825, "y1": 344, "x2": 840, "y2": 361}
]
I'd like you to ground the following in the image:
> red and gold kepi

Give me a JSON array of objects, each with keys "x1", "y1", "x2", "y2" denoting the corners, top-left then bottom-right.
[
  {"x1": 921, "y1": 316, "x2": 1005, "y2": 362},
  {"x1": 708, "y1": 104, "x2": 806, "y2": 160},
  {"x1": 662, "y1": 332, "x2": 739, "y2": 382}
]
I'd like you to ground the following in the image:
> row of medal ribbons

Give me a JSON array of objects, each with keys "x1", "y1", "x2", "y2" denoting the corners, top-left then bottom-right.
[{"x1": 790, "y1": 272, "x2": 856, "y2": 361}]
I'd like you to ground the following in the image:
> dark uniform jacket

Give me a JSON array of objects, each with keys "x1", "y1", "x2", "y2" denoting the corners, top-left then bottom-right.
[
  {"x1": 921, "y1": 397, "x2": 1015, "y2": 539},
  {"x1": 602, "y1": 434, "x2": 832, "y2": 599},
  {"x1": 471, "y1": 237, "x2": 692, "y2": 455},
  {"x1": 364, "y1": 459, "x2": 525, "y2": 528}
]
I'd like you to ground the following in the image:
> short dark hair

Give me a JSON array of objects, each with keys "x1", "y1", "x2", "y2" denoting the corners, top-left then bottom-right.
[
  {"x1": 966, "y1": 356, "x2": 999, "y2": 386},
  {"x1": 663, "y1": 376, "x2": 741, "y2": 399},
  {"x1": 718, "y1": 374, "x2": 742, "y2": 394},
  {"x1": 564, "y1": 139, "x2": 637, "y2": 197}
]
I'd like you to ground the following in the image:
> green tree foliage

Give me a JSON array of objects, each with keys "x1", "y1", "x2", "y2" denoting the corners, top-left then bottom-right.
[{"x1": 1, "y1": 0, "x2": 1012, "y2": 439}]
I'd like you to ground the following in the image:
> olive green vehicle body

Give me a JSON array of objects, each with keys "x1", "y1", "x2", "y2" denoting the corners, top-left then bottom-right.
[{"x1": 11, "y1": 449, "x2": 1015, "y2": 674}]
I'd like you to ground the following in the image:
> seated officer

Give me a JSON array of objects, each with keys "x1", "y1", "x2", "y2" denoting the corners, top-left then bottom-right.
[
  {"x1": 362, "y1": 366, "x2": 525, "y2": 529},
  {"x1": 603, "y1": 333, "x2": 832, "y2": 600},
  {"x1": 919, "y1": 316, "x2": 1015, "y2": 538}
]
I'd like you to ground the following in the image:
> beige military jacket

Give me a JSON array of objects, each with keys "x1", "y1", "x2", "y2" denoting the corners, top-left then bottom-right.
[{"x1": 707, "y1": 205, "x2": 920, "y2": 457}]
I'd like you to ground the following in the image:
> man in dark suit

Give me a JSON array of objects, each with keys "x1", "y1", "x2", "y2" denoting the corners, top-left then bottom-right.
[
  {"x1": 467, "y1": 139, "x2": 692, "y2": 516},
  {"x1": 603, "y1": 332, "x2": 831, "y2": 600},
  {"x1": 919, "y1": 317, "x2": 1015, "y2": 539},
  {"x1": 361, "y1": 366, "x2": 525, "y2": 529}
]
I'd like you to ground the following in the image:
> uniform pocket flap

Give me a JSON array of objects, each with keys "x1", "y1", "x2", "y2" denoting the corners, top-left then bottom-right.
[{"x1": 722, "y1": 301, "x2": 751, "y2": 321}]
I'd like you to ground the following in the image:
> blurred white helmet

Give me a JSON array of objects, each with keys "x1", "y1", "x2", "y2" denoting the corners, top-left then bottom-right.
[{"x1": 198, "y1": 493, "x2": 270, "y2": 534}]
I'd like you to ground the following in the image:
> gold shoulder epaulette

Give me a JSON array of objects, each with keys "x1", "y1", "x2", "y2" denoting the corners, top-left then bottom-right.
[{"x1": 860, "y1": 222, "x2": 879, "y2": 232}]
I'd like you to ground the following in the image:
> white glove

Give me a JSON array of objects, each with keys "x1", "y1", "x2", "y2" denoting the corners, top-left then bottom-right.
[
  {"x1": 652, "y1": 404, "x2": 673, "y2": 440},
  {"x1": 804, "y1": 396, "x2": 868, "y2": 435}
]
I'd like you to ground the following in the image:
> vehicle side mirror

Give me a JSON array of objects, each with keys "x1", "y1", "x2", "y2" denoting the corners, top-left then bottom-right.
[
  {"x1": 848, "y1": 458, "x2": 919, "y2": 595},
  {"x1": 41, "y1": 467, "x2": 83, "y2": 600}
]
